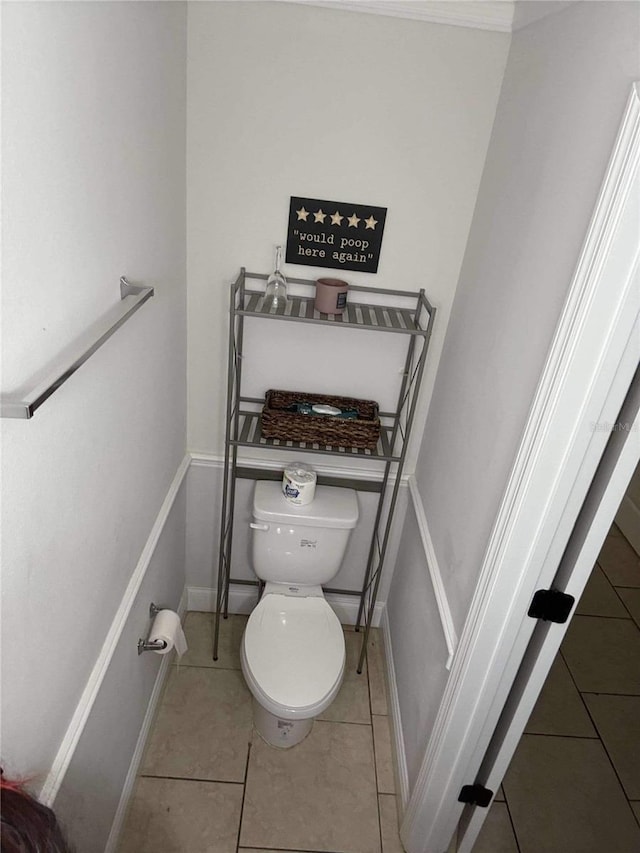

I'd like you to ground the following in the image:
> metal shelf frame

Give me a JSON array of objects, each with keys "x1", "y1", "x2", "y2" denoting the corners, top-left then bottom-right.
[{"x1": 214, "y1": 268, "x2": 436, "y2": 673}]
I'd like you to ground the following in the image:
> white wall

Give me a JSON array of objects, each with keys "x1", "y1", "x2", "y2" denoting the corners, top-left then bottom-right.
[
  {"x1": 0, "y1": 2, "x2": 187, "y2": 845},
  {"x1": 186, "y1": 0, "x2": 510, "y2": 462},
  {"x1": 414, "y1": 0, "x2": 640, "y2": 634},
  {"x1": 184, "y1": 1, "x2": 509, "y2": 625}
]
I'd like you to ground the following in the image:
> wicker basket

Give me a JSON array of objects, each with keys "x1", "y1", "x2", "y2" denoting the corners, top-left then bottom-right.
[{"x1": 261, "y1": 389, "x2": 380, "y2": 450}]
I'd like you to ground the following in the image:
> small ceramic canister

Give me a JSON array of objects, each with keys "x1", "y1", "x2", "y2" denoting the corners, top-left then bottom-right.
[{"x1": 315, "y1": 278, "x2": 349, "y2": 315}]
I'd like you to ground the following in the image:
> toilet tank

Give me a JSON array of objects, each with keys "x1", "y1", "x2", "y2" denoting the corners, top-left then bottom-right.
[{"x1": 251, "y1": 481, "x2": 359, "y2": 586}]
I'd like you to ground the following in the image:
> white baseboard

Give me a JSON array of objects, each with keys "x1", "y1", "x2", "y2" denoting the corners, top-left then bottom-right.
[
  {"x1": 407, "y1": 476, "x2": 458, "y2": 669},
  {"x1": 40, "y1": 454, "x2": 191, "y2": 806},
  {"x1": 187, "y1": 584, "x2": 258, "y2": 614},
  {"x1": 186, "y1": 585, "x2": 385, "y2": 627},
  {"x1": 104, "y1": 587, "x2": 188, "y2": 853},
  {"x1": 381, "y1": 606, "x2": 410, "y2": 811}
]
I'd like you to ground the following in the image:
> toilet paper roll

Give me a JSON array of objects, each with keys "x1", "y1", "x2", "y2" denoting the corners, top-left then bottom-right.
[
  {"x1": 148, "y1": 609, "x2": 188, "y2": 657},
  {"x1": 283, "y1": 462, "x2": 317, "y2": 506}
]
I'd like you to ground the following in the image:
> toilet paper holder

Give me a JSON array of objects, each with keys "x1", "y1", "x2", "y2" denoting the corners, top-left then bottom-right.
[{"x1": 137, "y1": 602, "x2": 168, "y2": 655}]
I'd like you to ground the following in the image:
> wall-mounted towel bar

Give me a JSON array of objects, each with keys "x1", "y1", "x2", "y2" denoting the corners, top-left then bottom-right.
[{"x1": 1, "y1": 277, "x2": 154, "y2": 419}]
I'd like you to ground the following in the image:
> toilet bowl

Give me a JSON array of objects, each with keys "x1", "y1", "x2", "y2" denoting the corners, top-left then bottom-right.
[
  {"x1": 241, "y1": 590, "x2": 345, "y2": 746},
  {"x1": 241, "y1": 481, "x2": 358, "y2": 748}
]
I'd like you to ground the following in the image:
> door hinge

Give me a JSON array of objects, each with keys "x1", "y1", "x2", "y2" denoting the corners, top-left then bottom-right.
[
  {"x1": 458, "y1": 784, "x2": 493, "y2": 808},
  {"x1": 528, "y1": 588, "x2": 575, "y2": 623}
]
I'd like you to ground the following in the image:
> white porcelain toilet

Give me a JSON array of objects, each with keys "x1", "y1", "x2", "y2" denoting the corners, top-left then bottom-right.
[{"x1": 240, "y1": 480, "x2": 359, "y2": 748}]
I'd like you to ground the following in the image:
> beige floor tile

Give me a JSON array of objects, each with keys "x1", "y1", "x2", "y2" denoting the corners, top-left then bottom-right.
[
  {"x1": 180, "y1": 611, "x2": 247, "y2": 669},
  {"x1": 503, "y1": 734, "x2": 640, "y2": 853},
  {"x1": 525, "y1": 654, "x2": 596, "y2": 737},
  {"x1": 618, "y1": 587, "x2": 640, "y2": 626},
  {"x1": 318, "y1": 629, "x2": 371, "y2": 724},
  {"x1": 576, "y1": 564, "x2": 630, "y2": 617},
  {"x1": 472, "y1": 802, "x2": 518, "y2": 853},
  {"x1": 494, "y1": 786, "x2": 505, "y2": 802},
  {"x1": 118, "y1": 777, "x2": 242, "y2": 853},
  {"x1": 368, "y1": 627, "x2": 389, "y2": 716},
  {"x1": 561, "y1": 616, "x2": 640, "y2": 695},
  {"x1": 598, "y1": 535, "x2": 640, "y2": 588},
  {"x1": 379, "y1": 794, "x2": 403, "y2": 853},
  {"x1": 583, "y1": 694, "x2": 640, "y2": 799},
  {"x1": 142, "y1": 667, "x2": 252, "y2": 782},
  {"x1": 631, "y1": 802, "x2": 640, "y2": 824},
  {"x1": 241, "y1": 720, "x2": 381, "y2": 853},
  {"x1": 373, "y1": 715, "x2": 395, "y2": 794}
]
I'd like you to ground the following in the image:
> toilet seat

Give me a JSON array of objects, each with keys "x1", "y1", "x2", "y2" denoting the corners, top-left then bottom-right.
[{"x1": 241, "y1": 593, "x2": 345, "y2": 720}]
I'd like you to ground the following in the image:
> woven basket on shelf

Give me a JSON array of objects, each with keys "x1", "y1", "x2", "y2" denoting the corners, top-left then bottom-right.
[{"x1": 260, "y1": 389, "x2": 380, "y2": 450}]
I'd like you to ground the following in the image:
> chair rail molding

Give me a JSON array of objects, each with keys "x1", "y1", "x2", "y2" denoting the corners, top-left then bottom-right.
[{"x1": 407, "y1": 475, "x2": 458, "y2": 669}]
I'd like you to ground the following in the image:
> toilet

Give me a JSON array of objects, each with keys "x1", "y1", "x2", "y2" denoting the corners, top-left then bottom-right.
[{"x1": 240, "y1": 480, "x2": 359, "y2": 748}]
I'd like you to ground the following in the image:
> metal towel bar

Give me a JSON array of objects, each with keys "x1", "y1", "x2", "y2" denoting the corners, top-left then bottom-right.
[{"x1": 1, "y1": 277, "x2": 154, "y2": 419}]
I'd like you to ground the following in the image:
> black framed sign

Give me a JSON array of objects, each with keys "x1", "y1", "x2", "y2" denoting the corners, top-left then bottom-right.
[{"x1": 285, "y1": 196, "x2": 387, "y2": 274}]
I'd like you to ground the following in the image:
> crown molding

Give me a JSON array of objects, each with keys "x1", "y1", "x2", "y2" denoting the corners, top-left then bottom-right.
[{"x1": 281, "y1": 1, "x2": 515, "y2": 32}]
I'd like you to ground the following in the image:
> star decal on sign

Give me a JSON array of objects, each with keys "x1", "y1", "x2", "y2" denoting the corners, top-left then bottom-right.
[
  {"x1": 296, "y1": 206, "x2": 309, "y2": 221},
  {"x1": 364, "y1": 215, "x2": 378, "y2": 230},
  {"x1": 347, "y1": 212, "x2": 361, "y2": 228},
  {"x1": 314, "y1": 209, "x2": 327, "y2": 223},
  {"x1": 330, "y1": 211, "x2": 343, "y2": 226}
]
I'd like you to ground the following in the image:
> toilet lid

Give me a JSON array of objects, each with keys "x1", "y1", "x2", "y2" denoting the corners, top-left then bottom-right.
[{"x1": 244, "y1": 594, "x2": 345, "y2": 710}]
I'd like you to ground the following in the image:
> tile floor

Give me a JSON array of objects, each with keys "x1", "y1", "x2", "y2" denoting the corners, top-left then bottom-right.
[
  {"x1": 118, "y1": 614, "x2": 401, "y2": 853},
  {"x1": 473, "y1": 524, "x2": 640, "y2": 853}
]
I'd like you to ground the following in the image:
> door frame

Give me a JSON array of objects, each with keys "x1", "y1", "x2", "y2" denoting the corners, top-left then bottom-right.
[
  {"x1": 400, "y1": 82, "x2": 640, "y2": 853},
  {"x1": 457, "y1": 354, "x2": 640, "y2": 852}
]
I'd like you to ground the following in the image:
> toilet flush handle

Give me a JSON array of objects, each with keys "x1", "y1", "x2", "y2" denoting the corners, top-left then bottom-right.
[{"x1": 249, "y1": 522, "x2": 269, "y2": 531}]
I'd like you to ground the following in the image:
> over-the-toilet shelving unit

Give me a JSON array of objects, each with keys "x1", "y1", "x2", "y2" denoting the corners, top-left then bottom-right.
[{"x1": 214, "y1": 268, "x2": 436, "y2": 672}]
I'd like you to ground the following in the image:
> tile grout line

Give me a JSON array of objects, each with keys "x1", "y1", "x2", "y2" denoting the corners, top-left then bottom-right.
[
  {"x1": 139, "y1": 773, "x2": 245, "y2": 786},
  {"x1": 523, "y1": 731, "x2": 599, "y2": 740},
  {"x1": 602, "y1": 534, "x2": 640, "y2": 830},
  {"x1": 559, "y1": 647, "x2": 637, "y2": 811},
  {"x1": 574, "y1": 613, "x2": 633, "y2": 621},
  {"x1": 610, "y1": 585, "x2": 640, "y2": 635},
  {"x1": 171, "y1": 663, "x2": 243, "y2": 673},
  {"x1": 238, "y1": 847, "x2": 367, "y2": 853},
  {"x1": 569, "y1": 612, "x2": 636, "y2": 622},
  {"x1": 236, "y1": 740, "x2": 252, "y2": 853},
  {"x1": 603, "y1": 561, "x2": 639, "y2": 620},
  {"x1": 580, "y1": 690, "x2": 640, "y2": 697},
  {"x1": 501, "y1": 787, "x2": 523, "y2": 853},
  {"x1": 316, "y1": 718, "x2": 372, "y2": 729},
  {"x1": 365, "y1": 636, "x2": 386, "y2": 853}
]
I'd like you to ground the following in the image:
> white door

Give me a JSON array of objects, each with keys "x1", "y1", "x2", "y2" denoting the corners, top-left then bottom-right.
[{"x1": 401, "y1": 83, "x2": 640, "y2": 853}]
